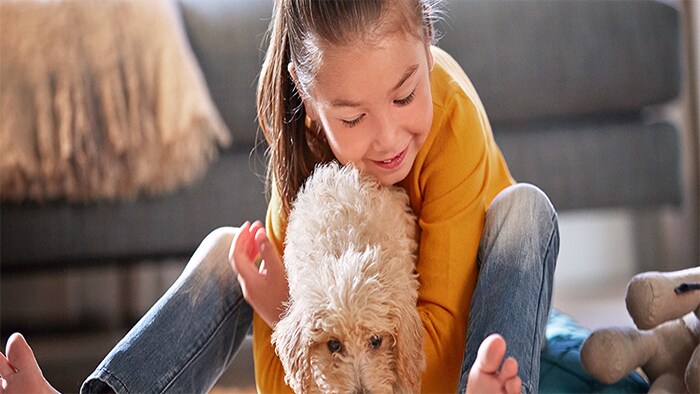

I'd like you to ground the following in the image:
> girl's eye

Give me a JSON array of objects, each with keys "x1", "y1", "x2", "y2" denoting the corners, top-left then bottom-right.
[
  {"x1": 369, "y1": 335, "x2": 382, "y2": 349},
  {"x1": 394, "y1": 89, "x2": 416, "y2": 106},
  {"x1": 341, "y1": 115, "x2": 364, "y2": 128},
  {"x1": 327, "y1": 339, "x2": 343, "y2": 353}
]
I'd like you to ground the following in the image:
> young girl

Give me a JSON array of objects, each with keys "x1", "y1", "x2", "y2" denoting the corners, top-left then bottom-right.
[
  {"x1": 233, "y1": 0, "x2": 558, "y2": 392},
  {"x1": 1, "y1": 0, "x2": 558, "y2": 393}
]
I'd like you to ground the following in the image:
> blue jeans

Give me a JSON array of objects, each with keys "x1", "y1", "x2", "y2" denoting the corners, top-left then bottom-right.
[
  {"x1": 82, "y1": 184, "x2": 557, "y2": 393},
  {"x1": 458, "y1": 183, "x2": 559, "y2": 394},
  {"x1": 81, "y1": 228, "x2": 253, "y2": 393}
]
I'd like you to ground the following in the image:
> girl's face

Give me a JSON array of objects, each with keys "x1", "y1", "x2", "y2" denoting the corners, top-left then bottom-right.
[{"x1": 302, "y1": 34, "x2": 434, "y2": 186}]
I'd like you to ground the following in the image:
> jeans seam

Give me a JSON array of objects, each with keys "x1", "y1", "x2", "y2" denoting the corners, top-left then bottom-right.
[
  {"x1": 94, "y1": 367, "x2": 130, "y2": 394},
  {"x1": 159, "y1": 295, "x2": 250, "y2": 393},
  {"x1": 524, "y1": 212, "x2": 557, "y2": 394}
]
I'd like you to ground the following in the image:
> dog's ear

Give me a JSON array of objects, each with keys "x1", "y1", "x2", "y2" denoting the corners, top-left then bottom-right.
[
  {"x1": 272, "y1": 304, "x2": 314, "y2": 393},
  {"x1": 393, "y1": 301, "x2": 425, "y2": 393}
]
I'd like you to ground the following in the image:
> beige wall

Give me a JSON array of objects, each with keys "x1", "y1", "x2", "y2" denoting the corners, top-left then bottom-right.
[{"x1": 657, "y1": 0, "x2": 699, "y2": 270}]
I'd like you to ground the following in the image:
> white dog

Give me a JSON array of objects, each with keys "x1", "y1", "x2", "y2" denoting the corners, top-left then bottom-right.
[{"x1": 272, "y1": 162, "x2": 425, "y2": 393}]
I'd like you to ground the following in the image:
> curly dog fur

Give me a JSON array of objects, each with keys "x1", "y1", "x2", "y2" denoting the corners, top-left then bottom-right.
[{"x1": 272, "y1": 162, "x2": 425, "y2": 393}]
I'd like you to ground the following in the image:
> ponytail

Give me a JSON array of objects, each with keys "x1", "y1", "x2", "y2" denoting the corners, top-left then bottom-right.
[{"x1": 257, "y1": 0, "x2": 330, "y2": 215}]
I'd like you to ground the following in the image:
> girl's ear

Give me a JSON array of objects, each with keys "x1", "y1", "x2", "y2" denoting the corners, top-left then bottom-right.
[{"x1": 287, "y1": 63, "x2": 319, "y2": 121}]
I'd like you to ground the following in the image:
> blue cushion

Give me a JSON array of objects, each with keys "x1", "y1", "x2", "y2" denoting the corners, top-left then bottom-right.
[{"x1": 539, "y1": 309, "x2": 650, "y2": 393}]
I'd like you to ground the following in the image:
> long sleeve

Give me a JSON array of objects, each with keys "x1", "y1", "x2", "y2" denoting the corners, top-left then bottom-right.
[{"x1": 400, "y1": 46, "x2": 514, "y2": 392}]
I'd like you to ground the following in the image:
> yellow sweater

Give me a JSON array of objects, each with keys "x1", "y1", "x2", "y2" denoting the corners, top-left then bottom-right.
[{"x1": 252, "y1": 46, "x2": 515, "y2": 393}]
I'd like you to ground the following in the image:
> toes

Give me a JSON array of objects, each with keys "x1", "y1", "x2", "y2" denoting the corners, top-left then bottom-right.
[
  {"x1": 468, "y1": 334, "x2": 523, "y2": 394},
  {"x1": 499, "y1": 357, "x2": 522, "y2": 393},
  {"x1": 505, "y1": 375, "x2": 522, "y2": 394},
  {"x1": 498, "y1": 356, "x2": 519, "y2": 381},
  {"x1": 6, "y1": 334, "x2": 39, "y2": 373},
  {"x1": 0, "y1": 350, "x2": 15, "y2": 378},
  {"x1": 476, "y1": 334, "x2": 507, "y2": 374}
]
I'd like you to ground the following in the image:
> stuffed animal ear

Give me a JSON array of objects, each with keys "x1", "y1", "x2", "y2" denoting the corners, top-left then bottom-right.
[
  {"x1": 272, "y1": 304, "x2": 314, "y2": 393},
  {"x1": 393, "y1": 301, "x2": 425, "y2": 393},
  {"x1": 626, "y1": 267, "x2": 700, "y2": 329}
]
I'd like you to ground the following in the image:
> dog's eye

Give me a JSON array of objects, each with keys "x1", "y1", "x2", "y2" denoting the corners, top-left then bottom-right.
[
  {"x1": 327, "y1": 339, "x2": 342, "y2": 353},
  {"x1": 369, "y1": 335, "x2": 382, "y2": 349}
]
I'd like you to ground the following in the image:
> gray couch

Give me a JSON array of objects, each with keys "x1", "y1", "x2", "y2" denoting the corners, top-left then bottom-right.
[
  {"x1": 1, "y1": 0, "x2": 682, "y2": 272},
  {"x1": 0, "y1": 0, "x2": 683, "y2": 387}
]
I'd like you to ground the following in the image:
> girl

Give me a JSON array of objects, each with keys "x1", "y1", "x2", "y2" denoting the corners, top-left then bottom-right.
[
  {"x1": 1, "y1": 0, "x2": 558, "y2": 393},
  {"x1": 233, "y1": 0, "x2": 557, "y2": 392}
]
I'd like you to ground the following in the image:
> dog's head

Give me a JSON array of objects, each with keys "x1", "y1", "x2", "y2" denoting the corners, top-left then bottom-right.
[{"x1": 272, "y1": 247, "x2": 424, "y2": 393}]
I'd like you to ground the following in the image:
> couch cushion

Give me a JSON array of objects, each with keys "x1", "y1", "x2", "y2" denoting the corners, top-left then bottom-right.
[
  {"x1": 0, "y1": 151, "x2": 267, "y2": 271},
  {"x1": 495, "y1": 120, "x2": 681, "y2": 211},
  {"x1": 436, "y1": 0, "x2": 680, "y2": 124}
]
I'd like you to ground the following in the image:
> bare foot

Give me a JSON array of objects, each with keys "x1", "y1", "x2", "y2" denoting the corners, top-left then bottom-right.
[
  {"x1": 465, "y1": 334, "x2": 522, "y2": 394},
  {"x1": 0, "y1": 333, "x2": 60, "y2": 394}
]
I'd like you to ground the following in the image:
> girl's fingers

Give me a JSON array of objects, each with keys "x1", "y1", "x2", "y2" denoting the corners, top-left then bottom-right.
[
  {"x1": 231, "y1": 222, "x2": 257, "y2": 274},
  {"x1": 254, "y1": 228, "x2": 283, "y2": 275},
  {"x1": 249, "y1": 220, "x2": 263, "y2": 235},
  {"x1": 248, "y1": 221, "x2": 263, "y2": 261},
  {"x1": 231, "y1": 221, "x2": 288, "y2": 326},
  {"x1": 231, "y1": 221, "x2": 250, "y2": 253}
]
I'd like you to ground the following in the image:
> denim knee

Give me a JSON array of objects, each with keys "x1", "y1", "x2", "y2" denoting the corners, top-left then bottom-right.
[
  {"x1": 184, "y1": 226, "x2": 240, "y2": 304},
  {"x1": 479, "y1": 183, "x2": 559, "y2": 271},
  {"x1": 185, "y1": 227, "x2": 237, "y2": 274}
]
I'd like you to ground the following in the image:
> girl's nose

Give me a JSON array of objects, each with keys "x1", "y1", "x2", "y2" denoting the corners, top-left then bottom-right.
[{"x1": 372, "y1": 113, "x2": 400, "y2": 153}]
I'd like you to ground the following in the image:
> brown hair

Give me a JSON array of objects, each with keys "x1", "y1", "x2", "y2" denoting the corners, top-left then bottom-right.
[{"x1": 257, "y1": 0, "x2": 439, "y2": 215}]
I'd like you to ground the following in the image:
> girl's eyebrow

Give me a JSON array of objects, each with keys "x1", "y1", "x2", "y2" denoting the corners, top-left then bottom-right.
[
  {"x1": 391, "y1": 64, "x2": 419, "y2": 92},
  {"x1": 330, "y1": 64, "x2": 419, "y2": 108}
]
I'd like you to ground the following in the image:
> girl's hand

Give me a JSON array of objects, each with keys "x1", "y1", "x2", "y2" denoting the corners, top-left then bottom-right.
[{"x1": 229, "y1": 221, "x2": 289, "y2": 328}]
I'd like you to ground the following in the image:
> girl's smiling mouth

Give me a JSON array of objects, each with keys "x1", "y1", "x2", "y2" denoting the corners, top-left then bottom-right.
[{"x1": 373, "y1": 147, "x2": 408, "y2": 170}]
